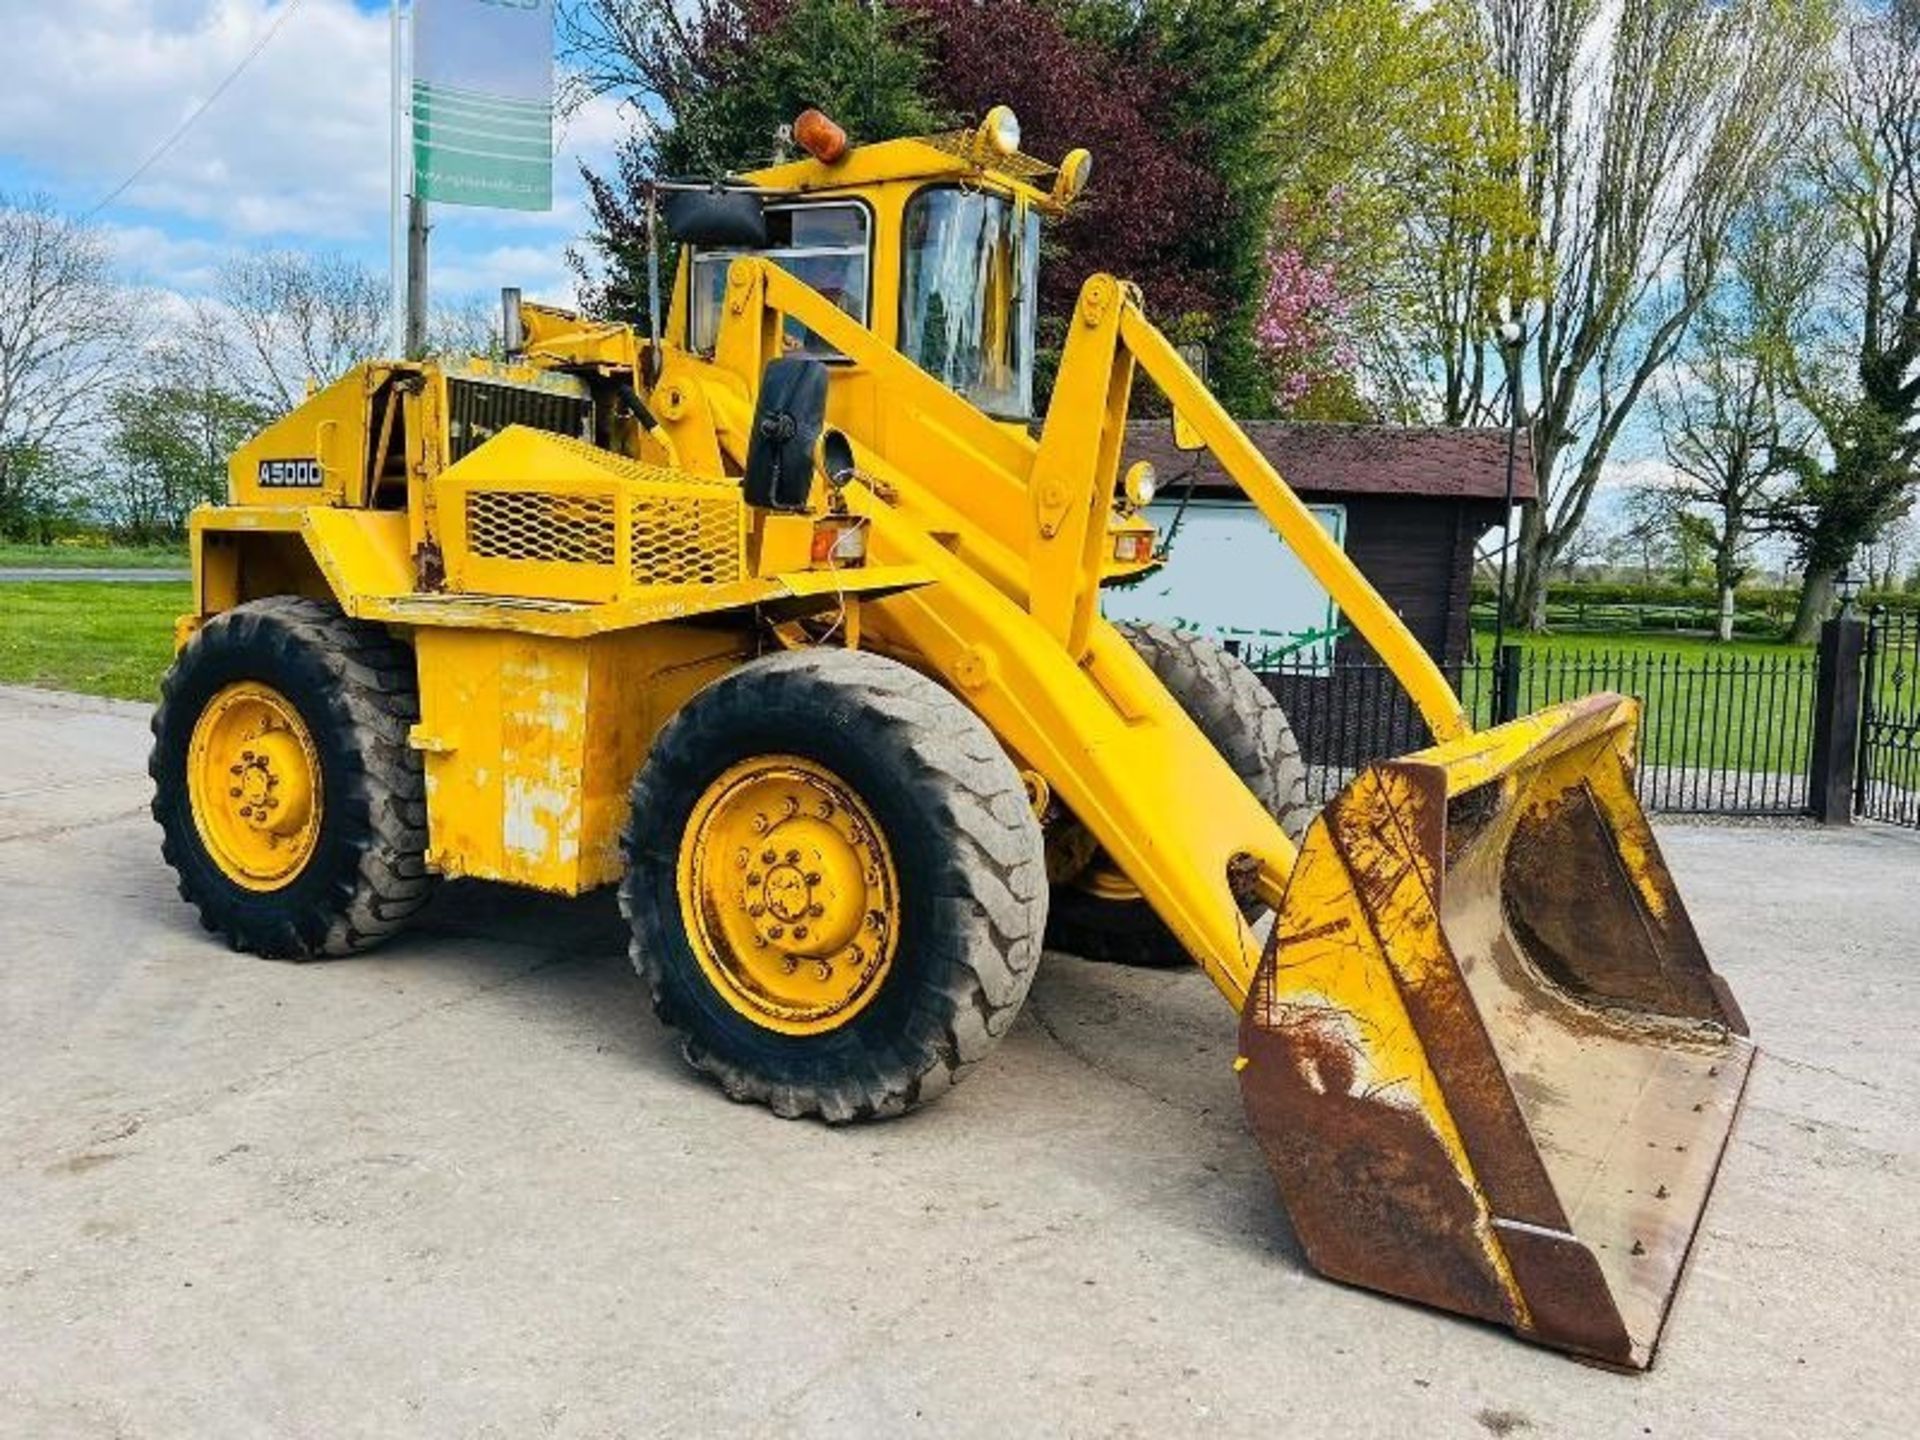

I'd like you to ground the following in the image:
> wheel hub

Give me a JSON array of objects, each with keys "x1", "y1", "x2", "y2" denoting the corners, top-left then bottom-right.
[
  {"x1": 679, "y1": 757, "x2": 898, "y2": 1034},
  {"x1": 187, "y1": 682, "x2": 322, "y2": 890}
]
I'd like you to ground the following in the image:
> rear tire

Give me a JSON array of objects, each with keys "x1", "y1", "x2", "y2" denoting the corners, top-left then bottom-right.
[
  {"x1": 1045, "y1": 622, "x2": 1311, "y2": 968},
  {"x1": 621, "y1": 648, "x2": 1047, "y2": 1122},
  {"x1": 150, "y1": 597, "x2": 433, "y2": 959}
]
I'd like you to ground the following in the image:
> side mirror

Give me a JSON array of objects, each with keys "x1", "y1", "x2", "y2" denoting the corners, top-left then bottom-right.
[
  {"x1": 1173, "y1": 341, "x2": 1209, "y2": 452},
  {"x1": 662, "y1": 188, "x2": 767, "y2": 249},
  {"x1": 743, "y1": 358, "x2": 828, "y2": 512}
]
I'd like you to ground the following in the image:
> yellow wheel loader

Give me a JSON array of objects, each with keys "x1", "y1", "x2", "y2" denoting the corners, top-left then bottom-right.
[{"x1": 152, "y1": 106, "x2": 1751, "y2": 1369}]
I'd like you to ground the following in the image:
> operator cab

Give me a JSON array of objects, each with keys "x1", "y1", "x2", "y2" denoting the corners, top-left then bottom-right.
[{"x1": 664, "y1": 107, "x2": 1087, "y2": 425}]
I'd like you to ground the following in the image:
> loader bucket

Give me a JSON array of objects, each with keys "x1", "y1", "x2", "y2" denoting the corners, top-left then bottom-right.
[{"x1": 1237, "y1": 694, "x2": 1752, "y2": 1368}]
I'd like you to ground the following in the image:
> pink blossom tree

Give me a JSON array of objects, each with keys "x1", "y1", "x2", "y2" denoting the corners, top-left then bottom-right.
[{"x1": 1252, "y1": 240, "x2": 1359, "y2": 413}]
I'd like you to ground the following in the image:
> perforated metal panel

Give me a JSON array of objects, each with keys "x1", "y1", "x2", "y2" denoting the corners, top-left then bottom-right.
[
  {"x1": 466, "y1": 490, "x2": 618, "y2": 566},
  {"x1": 630, "y1": 493, "x2": 745, "y2": 587},
  {"x1": 921, "y1": 130, "x2": 1058, "y2": 181},
  {"x1": 439, "y1": 429, "x2": 748, "y2": 603}
]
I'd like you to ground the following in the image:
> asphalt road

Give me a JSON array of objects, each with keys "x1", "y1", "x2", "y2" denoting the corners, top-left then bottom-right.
[{"x1": 2, "y1": 683, "x2": 1915, "y2": 1439}]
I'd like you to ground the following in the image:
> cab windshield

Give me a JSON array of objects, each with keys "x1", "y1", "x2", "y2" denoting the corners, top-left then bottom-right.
[{"x1": 900, "y1": 187, "x2": 1040, "y2": 420}]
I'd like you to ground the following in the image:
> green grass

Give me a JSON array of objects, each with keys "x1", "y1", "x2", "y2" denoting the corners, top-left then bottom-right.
[
  {"x1": 0, "y1": 591, "x2": 1898, "y2": 784},
  {"x1": 0, "y1": 582, "x2": 187, "y2": 701},
  {"x1": 1472, "y1": 626, "x2": 1810, "y2": 660},
  {"x1": 0, "y1": 541, "x2": 188, "y2": 570},
  {"x1": 1465, "y1": 624, "x2": 1821, "y2": 773}
]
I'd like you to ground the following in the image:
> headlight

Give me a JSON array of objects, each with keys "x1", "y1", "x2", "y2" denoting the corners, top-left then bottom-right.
[
  {"x1": 1122, "y1": 461, "x2": 1157, "y2": 509},
  {"x1": 978, "y1": 105, "x2": 1021, "y2": 158},
  {"x1": 1052, "y1": 148, "x2": 1092, "y2": 207}
]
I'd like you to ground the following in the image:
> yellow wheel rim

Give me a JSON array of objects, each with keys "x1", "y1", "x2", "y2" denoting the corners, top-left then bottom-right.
[
  {"x1": 1074, "y1": 861, "x2": 1142, "y2": 904},
  {"x1": 186, "y1": 681, "x2": 323, "y2": 891},
  {"x1": 677, "y1": 755, "x2": 900, "y2": 1036}
]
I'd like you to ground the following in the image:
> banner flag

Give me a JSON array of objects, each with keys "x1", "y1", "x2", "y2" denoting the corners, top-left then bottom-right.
[{"x1": 412, "y1": 0, "x2": 554, "y2": 212}]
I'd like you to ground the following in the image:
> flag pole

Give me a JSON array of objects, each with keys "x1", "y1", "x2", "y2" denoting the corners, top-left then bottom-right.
[{"x1": 388, "y1": 0, "x2": 407, "y2": 357}]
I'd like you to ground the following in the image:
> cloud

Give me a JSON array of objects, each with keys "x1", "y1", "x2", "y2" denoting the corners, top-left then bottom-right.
[
  {"x1": 430, "y1": 242, "x2": 577, "y2": 305},
  {"x1": 99, "y1": 223, "x2": 231, "y2": 292},
  {"x1": 1, "y1": 0, "x2": 391, "y2": 240},
  {"x1": 1597, "y1": 456, "x2": 1687, "y2": 493},
  {"x1": 2, "y1": 1, "x2": 620, "y2": 306}
]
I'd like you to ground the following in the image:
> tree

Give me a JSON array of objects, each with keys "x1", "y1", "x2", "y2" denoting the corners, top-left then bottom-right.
[
  {"x1": 0, "y1": 194, "x2": 139, "y2": 539},
  {"x1": 566, "y1": 0, "x2": 1300, "y2": 413},
  {"x1": 1861, "y1": 512, "x2": 1916, "y2": 592},
  {"x1": 99, "y1": 342, "x2": 270, "y2": 542},
  {"x1": 1609, "y1": 483, "x2": 1690, "y2": 585},
  {"x1": 1761, "y1": 3, "x2": 1920, "y2": 641},
  {"x1": 566, "y1": 0, "x2": 945, "y2": 318},
  {"x1": 1482, "y1": 0, "x2": 1832, "y2": 630},
  {"x1": 1251, "y1": 228, "x2": 1360, "y2": 411},
  {"x1": 1262, "y1": 0, "x2": 1534, "y2": 425},
  {"x1": 213, "y1": 251, "x2": 389, "y2": 413},
  {"x1": 1655, "y1": 218, "x2": 1811, "y2": 638}
]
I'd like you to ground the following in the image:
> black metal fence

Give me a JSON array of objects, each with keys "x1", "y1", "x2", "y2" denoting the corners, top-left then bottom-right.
[
  {"x1": 1859, "y1": 608, "x2": 1920, "y2": 828},
  {"x1": 1251, "y1": 640, "x2": 1821, "y2": 817}
]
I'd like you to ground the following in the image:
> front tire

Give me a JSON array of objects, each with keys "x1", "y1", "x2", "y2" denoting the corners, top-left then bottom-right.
[
  {"x1": 1045, "y1": 622, "x2": 1311, "y2": 968},
  {"x1": 621, "y1": 649, "x2": 1047, "y2": 1122},
  {"x1": 150, "y1": 597, "x2": 432, "y2": 959}
]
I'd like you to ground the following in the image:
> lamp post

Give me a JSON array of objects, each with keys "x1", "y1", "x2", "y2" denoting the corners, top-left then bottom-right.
[
  {"x1": 1492, "y1": 304, "x2": 1526, "y2": 721},
  {"x1": 1836, "y1": 565, "x2": 1862, "y2": 620}
]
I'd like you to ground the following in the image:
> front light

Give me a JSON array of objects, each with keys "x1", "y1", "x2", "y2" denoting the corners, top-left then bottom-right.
[
  {"x1": 1122, "y1": 461, "x2": 1157, "y2": 509},
  {"x1": 978, "y1": 105, "x2": 1021, "y2": 158},
  {"x1": 1052, "y1": 148, "x2": 1092, "y2": 207},
  {"x1": 811, "y1": 517, "x2": 869, "y2": 566},
  {"x1": 1112, "y1": 531, "x2": 1154, "y2": 565}
]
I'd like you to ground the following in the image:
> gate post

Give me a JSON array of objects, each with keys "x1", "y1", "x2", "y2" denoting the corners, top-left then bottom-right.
[
  {"x1": 1495, "y1": 644, "x2": 1523, "y2": 725},
  {"x1": 1808, "y1": 615, "x2": 1867, "y2": 824}
]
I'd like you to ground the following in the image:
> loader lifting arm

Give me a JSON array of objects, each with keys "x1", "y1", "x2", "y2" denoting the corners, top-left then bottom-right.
[{"x1": 708, "y1": 259, "x2": 1754, "y2": 1369}]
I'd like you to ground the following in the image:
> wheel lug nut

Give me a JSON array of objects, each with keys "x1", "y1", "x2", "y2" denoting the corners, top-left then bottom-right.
[
  {"x1": 265, "y1": 798, "x2": 279, "y2": 810},
  {"x1": 793, "y1": 925, "x2": 809, "y2": 940},
  {"x1": 748, "y1": 903, "x2": 765, "y2": 917},
  {"x1": 804, "y1": 872, "x2": 821, "y2": 886},
  {"x1": 761, "y1": 849, "x2": 777, "y2": 865},
  {"x1": 785, "y1": 849, "x2": 800, "y2": 864},
  {"x1": 808, "y1": 903, "x2": 825, "y2": 918},
  {"x1": 241, "y1": 750, "x2": 254, "y2": 762},
  {"x1": 751, "y1": 815, "x2": 768, "y2": 835},
  {"x1": 239, "y1": 806, "x2": 254, "y2": 819},
  {"x1": 746, "y1": 872, "x2": 762, "y2": 886},
  {"x1": 768, "y1": 925, "x2": 785, "y2": 939},
  {"x1": 229, "y1": 787, "x2": 242, "y2": 798},
  {"x1": 229, "y1": 764, "x2": 243, "y2": 775}
]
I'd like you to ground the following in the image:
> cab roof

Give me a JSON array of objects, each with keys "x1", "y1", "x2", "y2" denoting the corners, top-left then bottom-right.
[{"x1": 740, "y1": 131, "x2": 1062, "y2": 210}]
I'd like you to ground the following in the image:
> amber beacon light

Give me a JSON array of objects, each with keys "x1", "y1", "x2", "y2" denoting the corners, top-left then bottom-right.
[{"x1": 793, "y1": 108, "x2": 849, "y2": 164}]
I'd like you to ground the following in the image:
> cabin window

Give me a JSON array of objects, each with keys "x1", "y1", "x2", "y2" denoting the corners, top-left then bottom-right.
[{"x1": 689, "y1": 202, "x2": 871, "y2": 359}]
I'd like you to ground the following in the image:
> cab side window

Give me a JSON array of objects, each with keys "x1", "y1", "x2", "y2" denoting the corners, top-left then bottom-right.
[{"x1": 689, "y1": 203, "x2": 870, "y2": 359}]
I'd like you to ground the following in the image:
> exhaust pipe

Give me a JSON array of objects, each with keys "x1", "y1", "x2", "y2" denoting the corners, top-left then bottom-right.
[{"x1": 501, "y1": 286, "x2": 525, "y2": 358}]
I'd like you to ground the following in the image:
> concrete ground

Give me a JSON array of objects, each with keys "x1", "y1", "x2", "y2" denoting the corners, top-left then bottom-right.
[{"x1": 2, "y1": 683, "x2": 1914, "y2": 1439}]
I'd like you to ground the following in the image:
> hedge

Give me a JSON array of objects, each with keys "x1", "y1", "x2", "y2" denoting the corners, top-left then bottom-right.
[{"x1": 1469, "y1": 580, "x2": 1920, "y2": 617}]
